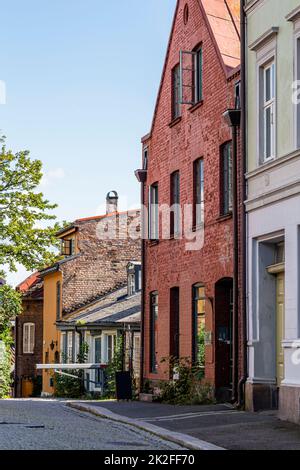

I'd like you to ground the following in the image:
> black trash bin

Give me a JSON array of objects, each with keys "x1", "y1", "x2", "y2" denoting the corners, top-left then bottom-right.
[{"x1": 115, "y1": 371, "x2": 132, "y2": 401}]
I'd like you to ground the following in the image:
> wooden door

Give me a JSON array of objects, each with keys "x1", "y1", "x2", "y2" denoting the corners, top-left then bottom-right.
[{"x1": 276, "y1": 272, "x2": 285, "y2": 385}]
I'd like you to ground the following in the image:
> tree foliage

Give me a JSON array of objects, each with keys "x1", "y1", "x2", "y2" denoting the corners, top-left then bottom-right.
[
  {"x1": 0, "y1": 284, "x2": 22, "y2": 331},
  {"x1": 0, "y1": 136, "x2": 60, "y2": 271},
  {"x1": 0, "y1": 284, "x2": 22, "y2": 398}
]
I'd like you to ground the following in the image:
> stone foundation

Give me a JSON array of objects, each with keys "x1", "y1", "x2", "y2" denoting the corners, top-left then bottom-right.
[
  {"x1": 279, "y1": 385, "x2": 300, "y2": 424},
  {"x1": 245, "y1": 381, "x2": 278, "y2": 411}
]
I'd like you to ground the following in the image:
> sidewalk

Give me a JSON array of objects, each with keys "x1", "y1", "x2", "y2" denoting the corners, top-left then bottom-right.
[{"x1": 68, "y1": 400, "x2": 300, "y2": 450}]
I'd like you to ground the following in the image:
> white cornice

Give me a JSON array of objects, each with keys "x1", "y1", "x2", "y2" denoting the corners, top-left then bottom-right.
[
  {"x1": 286, "y1": 6, "x2": 300, "y2": 22},
  {"x1": 249, "y1": 27, "x2": 279, "y2": 51},
  {"x1": 245, "y1": 0, "x2": 265, "y2": 15}
]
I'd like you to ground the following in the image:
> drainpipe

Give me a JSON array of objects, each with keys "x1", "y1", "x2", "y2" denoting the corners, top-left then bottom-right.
[
  {"x1": 135, "y1": 168, "x2": 147, "y2": 394},
  {"x1": 223, "y1": 108, "x2": 241, "y2": 404},
  {"x1": 237, "y1": 0, "x2": 248, "y2": 408}
]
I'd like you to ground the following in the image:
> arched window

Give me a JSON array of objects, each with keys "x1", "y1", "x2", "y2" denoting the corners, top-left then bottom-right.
[
  {"x1": 23, "y1": 323, "x2": 35, "y2": 354},
  {"x1": 192, "y1": 284, "x2": 206, "y2": 369}
]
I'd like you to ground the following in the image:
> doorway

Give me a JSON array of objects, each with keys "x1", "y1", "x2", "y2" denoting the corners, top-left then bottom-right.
[
  {"x1": 276, "y1": 272, "x2": 285, "y2": 386},
  {"x1": 215, "y1": 278, "x2": 233, "y2": 400}
]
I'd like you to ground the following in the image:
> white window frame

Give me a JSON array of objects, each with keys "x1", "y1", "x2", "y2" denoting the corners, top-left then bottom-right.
[
  {"x1": 293, "y1": 21, "x2": 300, "y2": 149},
  {"x1": 23, "y1": 323, "x2": 35, "y2": 354},
  {"x1": 93, "y1": 335, "x2": 102, "y2": 390},
  {"x1": 67, "y1": 331, "x2": 73, "y2": 363},
  {"x1": 128, "y1": 273, "x2": 135, "y2": 296},
  {"x1": 256, "y1": 39, "x2": 277, "y2": 165},
  {"x1": 102, "y1": 332, "x2": 116, "y2": 364},
  {"x1": 149, "y1": 183, "x2": 159, "y2": 240},
  {"x1": 262, "y1": 60, "x2": 276, "y2": 162}
]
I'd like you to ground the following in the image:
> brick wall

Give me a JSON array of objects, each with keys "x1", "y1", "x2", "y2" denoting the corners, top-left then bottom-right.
[
  {"x1": 61, "y1": 212, "x2": 141, "y2": 314},
  {"x1": 141, "y1": 0, "x2": 242, "y2": 390},
  {"x1": 15, "y1": 297, "x2": 43, "y2": 397}
]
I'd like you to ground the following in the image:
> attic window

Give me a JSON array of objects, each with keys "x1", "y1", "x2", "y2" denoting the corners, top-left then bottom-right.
[{"x1": 183, "y1": 4, "x2": 189, "y2": 25}]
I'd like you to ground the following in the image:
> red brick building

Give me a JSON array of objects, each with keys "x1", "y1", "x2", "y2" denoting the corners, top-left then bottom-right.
[
  {"x1": 14, "y1": 273, "x2": 43, "y2": 398},
  {"x1": 136, "y1": 0, "x2": 242, "y2": 400}
]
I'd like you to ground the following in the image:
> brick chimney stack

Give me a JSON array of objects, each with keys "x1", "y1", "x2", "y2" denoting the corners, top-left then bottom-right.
[{"x1": 106, "y1": 191, "x2": 119, "y2": 214}]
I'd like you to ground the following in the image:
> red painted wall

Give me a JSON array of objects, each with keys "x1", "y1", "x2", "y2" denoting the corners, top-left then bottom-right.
[{"x1": 141, "y1": 0, "x2": 241, "y2": 388}]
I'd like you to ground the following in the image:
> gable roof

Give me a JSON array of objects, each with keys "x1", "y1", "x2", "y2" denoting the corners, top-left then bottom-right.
[
  {"x1": 145, "y1": 0, "x2": 241, "y2": 139},
  {"x1": 200, "y1": 0, "x2": 240, "y2": 70},
  {"x1": 16, "y1": 272, "x2": 43, "y2": 299},
  {"x1": 58, "y1": 286, "x2": 141, "y2": 327},
  {"x1": 17, "y1": 272, "x2": 40, "y2": 293}
]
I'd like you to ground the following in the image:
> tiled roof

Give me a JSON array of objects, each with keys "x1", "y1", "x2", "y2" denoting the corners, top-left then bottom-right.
[
  {"x1": 60, "y1": 286, "x2": 141, "y2": 327},
  {"x1": 201, "y1": 0, "x2": 240, "y2": 71},
  {"x1": 17, "y1": 272, "x2": 40, "y2": 293},
  {"x1": 75, "y1": 209, "x2": 139, "y2": 224}
]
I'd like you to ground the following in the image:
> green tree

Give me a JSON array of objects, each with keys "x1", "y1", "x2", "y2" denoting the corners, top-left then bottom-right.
[
  {"x1": 0, "y1": 284, "x2": 22, "y2": 398},
  {"x1": 0, "y1": 136, "x2": 60, "y2": 272}
]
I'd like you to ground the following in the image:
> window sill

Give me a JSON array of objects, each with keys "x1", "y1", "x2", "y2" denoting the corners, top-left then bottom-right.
[
  {"x1": 192, "y1": 223, "x2": 204, "y2": 233},
  {"x1": 170, "y1": 233, "x2": 181, "y2": 240},
  {"x1": 217, "y1": 212, "x2": 233, "y2": 222},
  {"x1": 189, "y1": 100, "x2": 204, "y2": 113},
  {"x1": 169, "y1": 116, "x2": 182, "y2": 128}
]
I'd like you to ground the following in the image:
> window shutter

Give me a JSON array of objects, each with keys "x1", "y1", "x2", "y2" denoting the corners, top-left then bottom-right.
[
  {"x1": 29, "y1": 324, "x2": 35, "y2": 353},
  {"x1": 23, "y1": 324, "x2": 29, "y2": 353},
  {"x1": 179, "y1": 50, "x2": 196, "y2": 105}
]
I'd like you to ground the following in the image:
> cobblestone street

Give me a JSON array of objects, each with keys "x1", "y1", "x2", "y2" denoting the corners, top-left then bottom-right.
[{"x1": 0, "y1": 400, "x2": 184, "y2": 450}]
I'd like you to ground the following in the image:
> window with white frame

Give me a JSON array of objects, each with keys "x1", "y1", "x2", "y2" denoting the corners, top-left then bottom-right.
[
  {"x1": 67, "y1": 331, "x2": 73, "y2": 363},
  {"x1": 295, "y1": 33, "x2": 300, "y2": 148},
  {"x1": 103, "y1": 334, "x2": 116, "y2": 363},
  {"x1": 260, "y1": 60, "x2": 276, "y2": 162},
  {"x1": 149, "y1": 183, "x2": 159, "y2": 240},
  {"x1": 23, "y1": 323, "x2": 35, "y2": 354}
]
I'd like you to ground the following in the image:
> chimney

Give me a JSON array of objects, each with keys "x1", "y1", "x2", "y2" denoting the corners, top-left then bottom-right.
[{"x1": 106, "y1": 191, "x2": 119, "y2": 214}]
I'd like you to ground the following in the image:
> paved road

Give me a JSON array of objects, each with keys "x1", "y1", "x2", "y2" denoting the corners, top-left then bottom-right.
[
  {"x1": 83, "y1": 400, "x2": 300, "y2": 450},
  {"x1": 0, "y1": 399, "x2": 184, "y2": 450}
]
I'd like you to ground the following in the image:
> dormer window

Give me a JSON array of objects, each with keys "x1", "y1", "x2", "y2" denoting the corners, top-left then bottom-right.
[
  {"x1": 128, "y1": 273, "x2": 135, "y2": 296},
  {"x1": 61, "y1": 238, "x2": 75, "y2": 257},
  {"x1": 127, "y1": 263, "x2": 142, "y2": 296}
]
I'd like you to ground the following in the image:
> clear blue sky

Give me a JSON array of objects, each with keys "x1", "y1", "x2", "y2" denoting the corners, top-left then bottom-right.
[{"x1": 1, "y1": 0, "x2": 176, "y2": 285}]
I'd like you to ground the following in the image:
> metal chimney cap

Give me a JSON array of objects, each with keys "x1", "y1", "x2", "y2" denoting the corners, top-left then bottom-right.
[{"x1": 106, "y1": 191, "x2": 118, "y2": 200}]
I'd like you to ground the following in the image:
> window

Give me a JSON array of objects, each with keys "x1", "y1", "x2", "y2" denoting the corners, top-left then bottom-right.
[
  {"x1": 61, "y1": 238, "x2": 75, "y2": 257},
  {"x1": 179, "y1": 46, "x2": 203, "y2": 106},
  {"x1": 103, "y1": 334, "x2": 116, "y2": 363},
  {"x1": 193, "y1": 47, "x2": 203, "y2": 104},
  {"x1": 260, "y1": 60, "x2": 275, "y2": 161},
  {"x1": 170, "y1": 287, "x2": 180, "y2": 360},
  {"x1": 221, "y1": 142, "x2": 233, "y2": 215},
  {"x1": 192, "y1": 284, "x2": 206, "y2": 367},
  {"x1": 61, "y1": 332, "x2": 67, "y2": 362},
  {"x1": 94, "y1": 337, "x2": 102, "y2": 386},
  {"x1": 133, "y1": 334, "x2": 140, "y2": 376},
  {"x1": 170, "y1": 171, "x2": 180, "y2": 237},
  {"x1": 23, "y1": 323, "x2": 35, "y2": 354},
  {"x1": 172, "y1": 64, "x2": 181, "y2": 120},
  {"x1": 150, "y1": 292, "x2": 158, "y2": 373},
  {"x1": 67, "y1": 331, "x2": 73, "y2": 363},
  {"x1": 143, "y1": 146, "x2": 148, "y2": 170},
  {"x1": 193, "y1": 158, "x2": 204, "y2": 227},
  {"x1": 128, "y1": 273, "x2": 135, "y2": 296},
  {"x1": 56, "y1": 281, "x2": 61, "y2": 320},
  {"x1": 149, "y1": 183, "x2": 159, "y2": 240},
  {"x1": 183, "y1": 3, "x2": 189, "y2": 25},
  {"x1": 295, "y1": 35, "x2": 300, "y2": 148}
]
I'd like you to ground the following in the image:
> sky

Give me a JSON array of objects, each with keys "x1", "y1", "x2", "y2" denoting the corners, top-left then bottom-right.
[{"x1": 1, "y1": 0, "x2": 176, "y2": 286}]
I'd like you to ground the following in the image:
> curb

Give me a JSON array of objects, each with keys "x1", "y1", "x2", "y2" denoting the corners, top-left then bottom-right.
[{"x1": 67, "y1": 402, "x2": 225, "y2": 451}]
